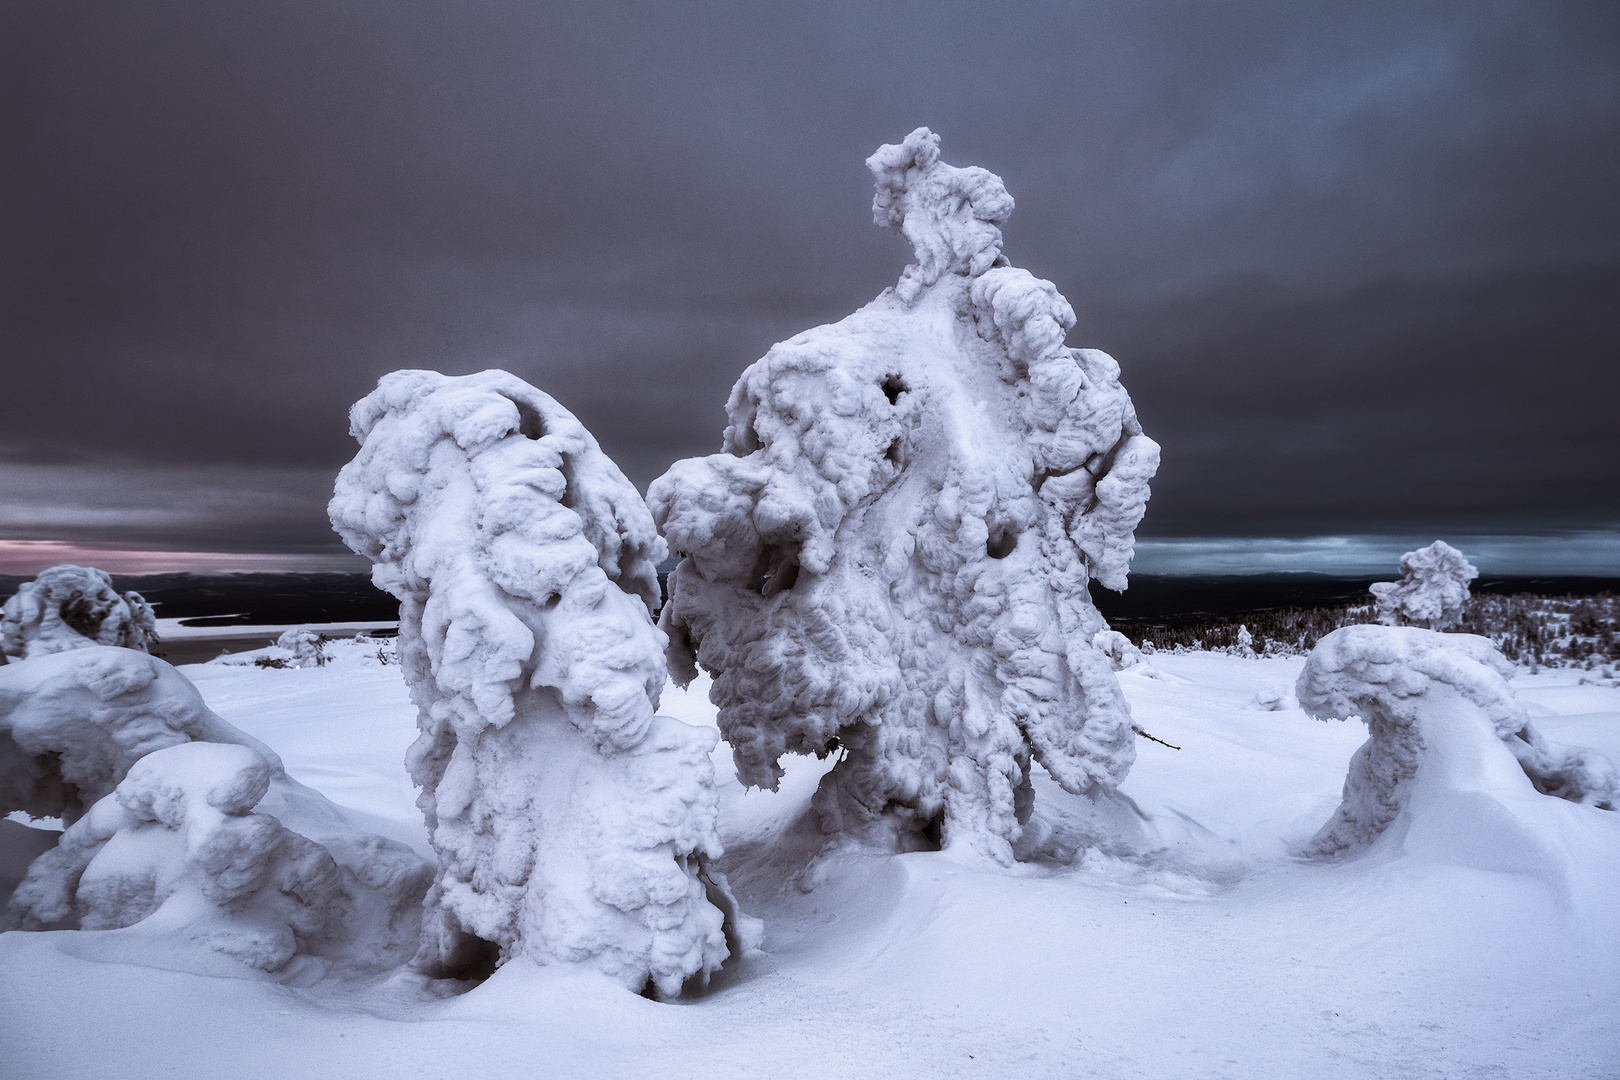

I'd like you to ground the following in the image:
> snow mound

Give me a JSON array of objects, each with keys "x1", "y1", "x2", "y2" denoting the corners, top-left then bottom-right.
[
  {"x1": 0, "y1": 647, "x2": 432, "y2": 974},
  {"x1": 7, "y1": 741, "x2": 430, "y2": 976},
  {"x1": 1370, "y1": 540, "x2": 1478, "y2": 630},
  {"x1": 2, "y1": 564, "x2": 157, "y2": 660},
  {"x1": 0, "y1": 646, "x2": 283, "y2": 823},
  {"x1": 330, "y1": 369, "x2": 751, "y2": 997},
  {"x1": 1297, "y1": 624, "x2": 1617, "y2": 861},
  {"x1": 651, "y1": 128, "x2": 1160, "y2": 864}
]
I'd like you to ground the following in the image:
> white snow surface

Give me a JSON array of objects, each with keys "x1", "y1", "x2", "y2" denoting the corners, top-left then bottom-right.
[
  {"x1": 1, "y1": 564, "x2": 158, "y2": 660},
  {"x1": 1297, "y1": 624, "x2": 1618, "y2": 859},
  {"x1": 3, "y1": 648, "x2": 1616, "y2": 1078},
  {"x1": 329, "y1": 369, "x2": 747, "y2": 996},
  {"x1": 1369, "y1": 540, "x2": 1479, "y2": 629},
  {"x1": 651, "y1": 129, "x2": 1160, "y2": 862},
  {"x1": 0, "y1": 646, "x2": 431, "y2": 977}
]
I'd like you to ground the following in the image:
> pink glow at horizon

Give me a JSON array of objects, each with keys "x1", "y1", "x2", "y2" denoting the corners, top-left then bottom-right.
[{"x1": 0, "y1": 540, "x2": 367, "y2": 576}]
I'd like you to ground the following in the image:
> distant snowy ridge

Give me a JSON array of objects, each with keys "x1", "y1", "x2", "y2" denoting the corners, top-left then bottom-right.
[
  {"x1": 652, "y1": 128, "x2": 1160, "y2": 863},
  {"x1": 330, "y1": 369, "x2": 753, "y2": 998}
]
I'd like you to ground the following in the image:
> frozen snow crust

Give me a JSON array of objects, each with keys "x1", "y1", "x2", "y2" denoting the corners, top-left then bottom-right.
[
  {"x1": 1, "y1": 646, "x2": 431, "y2": 976},
  {"x1": 330, "y1": 369, "x2": 748, "y2": 997},
  {"x1": 651, "y1": 128, "x2": 1160, "y2": 863},
  {"x1": 1298, "y1": 624, "x2": 1618, "y2": 861},
  {"x1": 2, "y1": 564, "x2": 157, "y2": 660}
]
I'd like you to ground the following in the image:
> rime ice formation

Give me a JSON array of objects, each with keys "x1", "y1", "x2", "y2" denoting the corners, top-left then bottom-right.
[
  {"x1": 1297, "y1": 625, "x2": 1617, "y2": 860},
  {"x1": 1370, "y1": 541, "x2": 1478, "y2": 630},
  {"x1": 650, "y1": 129, "x2": 1160, "y2": 863},
  {"x1": 1, "y1": 647, "x2": 432, "y2": 974},
  {"x1": 2, "y1": 565, "x2": 158, "y2": 661},
  {"x1": 329, "y1": 369, "x2": 751, "y2": 997}
]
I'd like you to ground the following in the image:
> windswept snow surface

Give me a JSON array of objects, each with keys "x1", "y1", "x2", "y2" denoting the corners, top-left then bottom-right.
[
  {"x1": 3, "y1": 647, "x2": 1617, "y2": 1078},
  {"x1": 652, "y1": 129, "x2": 1159, "y2": 862}
]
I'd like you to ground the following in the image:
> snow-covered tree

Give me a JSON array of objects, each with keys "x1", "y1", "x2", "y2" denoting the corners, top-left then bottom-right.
[
  {"x1": 1, "y1": 646, "x2": 432, "y2": 974},
  {"x1": 1369, "y1": 541, "x2": 1478, "y2": 630},
  {"x1": 2, "y1": 564, "x2": 158, "y2": 661},
  {"x1": 329, "y1": 369, "x2": 753, "y2": 996},
  {"x1": 1297, "y1": 624, "x2": 1616, "y2": 859},
  {"x1": 650, "y1": 129, "x2": 1160, "y2": 864}
]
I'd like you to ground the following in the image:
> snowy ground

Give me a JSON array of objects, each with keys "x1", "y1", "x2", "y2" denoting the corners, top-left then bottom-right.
[{"x1": 3, "y1": 641, "x2": 1617, "y2": 1079}]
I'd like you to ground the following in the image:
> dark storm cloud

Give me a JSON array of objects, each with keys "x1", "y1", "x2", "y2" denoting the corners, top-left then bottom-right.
[{"x1": 1, "y1": 0, "x2": 1616, "y2": 556}]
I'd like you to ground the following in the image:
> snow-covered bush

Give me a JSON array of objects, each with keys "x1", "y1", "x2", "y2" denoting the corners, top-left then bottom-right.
[
  {"x1": 274, "y1": 628, "x2": 328, "y2": 668},
  {"x1": 2, "y1": 564, "x2": 158, "y2": 661},
  {"x1": 1249, "y1": 685, "x2": 1295, "y2": 711},
  {"x1": 1297, "y1": 624, "x2": 1616, "y2": 859},
  {"x1": 1093, "y1": 630, "x2": 1148, "y2": 672},
  {"x1": 650, "y1": 128, "x2": 1160, "y2": 864},
  {"x1": 0, "y1": 646, "x2": 432, "y2": 974},
  {"x1": 8, "y1": 741, "x2": 430, "y2": 975},
  {"x1": 0, "y1": 645, "x2": 282, "y2": 823},
  {"x1": 330, "y1": 369, "x2": 751, "y2": 997},
  {"x1": 1370, "y1": 541, "x2": 1478, "y2": 630}
]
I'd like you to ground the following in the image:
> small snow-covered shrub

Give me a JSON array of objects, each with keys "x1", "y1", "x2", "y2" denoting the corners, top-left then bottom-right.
[
  {"x1": 330, "y1": 369, "x2": 750, "y2": 997},
  {"x1": 1297, "y1": 625, "x2": 1616, "y2": 859},
  {"x1": 274, "y1": 628, "x2": 328, "y2": 668},
  {"x1": 651, "y1": 129, "x2": 1159, "y2": 864},
  {"x1": 0, "y1": 646, "x2": 281, "y2": 823},
  {"x1": 0, "y1": 647, "x2": 432, "y2": 973},
  {"x1": 2, "y1": 565, "x2": 158, "y2": 660},
  {"x1": 1370, "y1": 541, "x2": 1478, "y2": 630},
  {"x1": 7, "y1": 741, "x2": 430, "y2": 975}
]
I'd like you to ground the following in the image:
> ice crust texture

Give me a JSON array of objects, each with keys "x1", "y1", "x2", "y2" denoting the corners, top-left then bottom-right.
[
  {"x1": 2, "y1": 564, "x2": 157, "y2": 660},
  {"x1": 1, "y1": 646, "x2": 431, "y2": 975},
  {"x1": 329, "y1": 369, "x2": 748, "y2": 998},
  {"x1": 1297, "y1": 624, "x2": 1617, "y2": 859},
  {"x1": 651, "y1": 128, "x2": 1160, "y2": 863},
  {"x1": 1370, "y1": 541, "x2": 1479, "y2": 630}
]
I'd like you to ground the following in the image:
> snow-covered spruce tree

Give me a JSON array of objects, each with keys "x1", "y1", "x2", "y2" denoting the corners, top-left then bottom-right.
[
  {"x1": 1, "y1": 647, "x2": 432, "y2": 974},
  {"x1": 329, "y1": 369, "x2": 752, "y2": 997},
  {"x1": 2, "y1": 564, "x2": 158, "y2": 661},
  {"x1": 1297, "y1": 624, "x2": 1616, "y2": 859},
  {"x1": 1370, "y1": 541, "x2": 1478, "y2": 630},
  {"x1": 650, "y1": 129, "x2": 1160, "y2": 864}
]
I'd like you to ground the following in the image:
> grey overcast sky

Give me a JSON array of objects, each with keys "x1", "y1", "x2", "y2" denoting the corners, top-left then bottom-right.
[{"x1": 2, "y1": 1, "x2": 1617, "y2": 572}]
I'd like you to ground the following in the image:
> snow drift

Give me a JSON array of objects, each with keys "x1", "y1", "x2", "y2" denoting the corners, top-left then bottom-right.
[
  {"x1": 650, "y1": 128, "x2": 1160, "y2": 863},
  {"x1": 1, "y1": 646, "x2": 431, "y2": 975},
  {"x1": 329, "y1": 369, "x2": 751, "y2": 997},
  {"x1": 1297, "y1": 624, "x2": 1617, "y2": 862},
  {"x1": 1370, "y1": 541, "x2": 1478, "y2": 630},
  {"x1": 2, "y1": 564, "x2": 157, "y2": 661}
]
